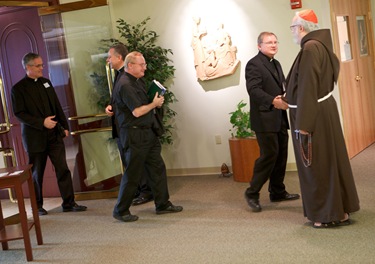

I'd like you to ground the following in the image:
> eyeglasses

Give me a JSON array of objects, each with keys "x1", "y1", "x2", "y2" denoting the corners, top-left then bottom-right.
[
  {"x1": 262, "y1": 41, "x2": 279, "y2": 46},
  {"x1": 130, "y1": 62, "x2": 147, "y2": 67},
  {"x1": 28, "y1": 64, "x2": 44, "y2": 68},
  {"x1": 290, "y1": 24, "x2": 301, "y2": 31}
]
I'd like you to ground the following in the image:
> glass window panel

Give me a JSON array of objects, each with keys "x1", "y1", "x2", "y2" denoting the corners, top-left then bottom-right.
[
  {"x1": 337, "y1": 16, "x2": 352, "y2": 62},
  {"x1": 40, "y1": 6, "x2": 122, "y2": 191},
  {"x1": 61, "y1": 6, "x2": 122, "y2": 186},
  {"x1": 61, "y1": 6, "x2": 113, "y2": 118},
  {"x1": 356, "y1": 16, "x2": 368, "y2": 56},
  {"x1": 81, "y1": 131, "x2": 122, "y2": 186}
]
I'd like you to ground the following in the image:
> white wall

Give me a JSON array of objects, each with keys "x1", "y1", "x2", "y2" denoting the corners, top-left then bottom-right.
[{"x1": 108, "y1": 0, "x2": 333, "y2": 175}]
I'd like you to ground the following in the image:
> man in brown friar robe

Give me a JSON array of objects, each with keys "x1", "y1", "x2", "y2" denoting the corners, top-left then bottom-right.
[{"x1": 286, "y1": 9, "x2": 360, "y2": 228}]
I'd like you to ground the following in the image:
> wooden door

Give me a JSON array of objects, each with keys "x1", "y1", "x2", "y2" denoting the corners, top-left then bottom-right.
[{"x1": 330, "y1": 0, "x2": 375, "y2": 158}]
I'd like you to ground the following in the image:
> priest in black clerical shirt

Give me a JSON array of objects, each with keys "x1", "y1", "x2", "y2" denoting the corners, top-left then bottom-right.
[
  {"x1": 243, "y1": 32, "x2": 300, "y2": 213},
  {"x1": 105, "y1": 43, "x2": 154, "y2": 206},
  {"x1": 11, "y1": 52, "x2": 87, "y2": 216}
]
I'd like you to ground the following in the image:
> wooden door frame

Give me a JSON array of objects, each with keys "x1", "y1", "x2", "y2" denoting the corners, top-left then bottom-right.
[
  {"x1": 329, "y1": 0, "x2": 375, "y2": 158},
  {"x1": 0, "y1": 0, "x2": 107, "y2": 14}
]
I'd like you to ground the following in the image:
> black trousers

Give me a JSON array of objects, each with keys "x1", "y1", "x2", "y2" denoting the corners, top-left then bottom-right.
[
  {"x1": 28, "y1": 129, "x2": 75, "y2": 209},
  {"x1": 116, "y1": 138, "x2": 153, "y2": 199},
  {"x1": 113, "y1": 128, "x2": 170, "y2": 216},
  {"x1": 245, "y1": 124, "x2": 289, "y2": 200}
]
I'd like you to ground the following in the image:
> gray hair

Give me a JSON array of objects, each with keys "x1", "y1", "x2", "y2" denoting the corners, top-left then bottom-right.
[
  {"x1": 295, "y1": 12, "x2": 320, "y2": 33},
  {"x1": 22, "y1": 52, "x2": 40, "y2": 70}
]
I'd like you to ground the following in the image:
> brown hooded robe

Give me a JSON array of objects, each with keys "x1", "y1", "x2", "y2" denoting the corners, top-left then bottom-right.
[{"x1": 286, "y1": 29, "x2": 360, "y2": 223}]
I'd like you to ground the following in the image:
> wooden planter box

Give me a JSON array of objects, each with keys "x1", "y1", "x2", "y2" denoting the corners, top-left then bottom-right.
[{"x1": 228, "y1": 137, "x2": 260, "y2": 183}]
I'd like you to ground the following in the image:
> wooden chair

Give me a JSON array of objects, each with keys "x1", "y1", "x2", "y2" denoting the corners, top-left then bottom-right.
[{"x1": 0, "y1": 165, "x2": 43, "y2": 261}]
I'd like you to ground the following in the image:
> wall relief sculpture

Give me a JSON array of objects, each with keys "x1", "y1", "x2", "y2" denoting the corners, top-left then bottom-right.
[{"x1": 191, "y1": 17, "x2": 240, "y2": 81}]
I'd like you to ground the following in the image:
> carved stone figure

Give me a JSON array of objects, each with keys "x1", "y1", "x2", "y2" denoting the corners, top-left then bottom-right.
[{"x1": 191, "y1": 17, "x2": 240, "y2": 81}]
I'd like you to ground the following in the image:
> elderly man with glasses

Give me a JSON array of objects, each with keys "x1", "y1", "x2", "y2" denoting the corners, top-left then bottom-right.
[
  {"x1": 110, "y1": 51, "x2": 182, "y2": 222},
  {"x1": 286, "y1": 9, "x2": 359, "y2": 228}
]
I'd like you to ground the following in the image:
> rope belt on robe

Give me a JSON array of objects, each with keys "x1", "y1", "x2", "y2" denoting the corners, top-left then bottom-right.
[
  {"x1": 289, "y1": 92, "x2": 333, "y2": 167},
  {"x1": 287, "y1": 91, "x2": 333, "y2": 108}
]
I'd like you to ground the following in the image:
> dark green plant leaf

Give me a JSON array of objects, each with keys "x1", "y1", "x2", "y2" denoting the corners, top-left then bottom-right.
[
  {"x1": 92, "y1": 17, "x2": 177, "y2": 145},
  {"x1": 229, "y1": 100, "x2": 255, "y2": 138}
]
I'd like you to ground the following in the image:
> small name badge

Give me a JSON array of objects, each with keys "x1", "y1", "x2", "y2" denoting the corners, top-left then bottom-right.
[{"x1": 43, "y1": 82, "x2": 50, "y2": 88}]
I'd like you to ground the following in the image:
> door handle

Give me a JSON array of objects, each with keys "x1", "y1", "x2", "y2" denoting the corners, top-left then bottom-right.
[
  {"x1": 355, "y1": 75, "x2": 362, "y2": 81},
  {"x1": 70, "y1": 127, "x2": 112, "y2": 136},
  {"x1": 106, "y1": 62, "x2": 115, "y2": 97},
  {"x1": 0, "y1": 77, "x2": 13, "y2": 134},
  {"x1": 68, "y1": 63, "x2": 114, "y2": 136},
  {"x1": 68, "y1": 113, "x2": 108, "y2": 121},
  {"x1": 68, "y1": 113, "x2": 110, "y2": 135}
]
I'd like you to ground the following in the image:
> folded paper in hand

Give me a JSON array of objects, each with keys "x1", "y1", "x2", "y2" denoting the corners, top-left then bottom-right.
[{"x1": 147, "y1": 80, "x2": 166, "y2": 102}]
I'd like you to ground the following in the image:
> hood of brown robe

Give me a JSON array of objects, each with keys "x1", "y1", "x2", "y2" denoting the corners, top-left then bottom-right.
[{"x1": 300, "y1": 29, "x2": 340, "y2": 83}]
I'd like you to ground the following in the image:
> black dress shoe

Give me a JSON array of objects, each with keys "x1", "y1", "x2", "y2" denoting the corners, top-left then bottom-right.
[
  {"x1": 270, "y1": 193, "x2": 300, "y2": 202},
  {"x1": 156, "y1": 204, "x2": 183, "y2": 214},
  {"x1": 38, "y1": 207, "x2": 48, "y2": 215},
  {"x1": 244, "y1": 195, "x2": 262, "y2": 212},
  {"x1": 113, "y1": 213, "x2": 139, "y2": 222},
  {"x1": 132, "y1": 196, "x2": 153, "y2": 206},
  {"x1": 62, "y1": 203, "x2": 87, "y2": 212}
]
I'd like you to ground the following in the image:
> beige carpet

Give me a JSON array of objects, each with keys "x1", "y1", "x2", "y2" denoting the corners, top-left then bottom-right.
[{"x1": 1, "y1": 144, "x2": 375, "y2": 263}]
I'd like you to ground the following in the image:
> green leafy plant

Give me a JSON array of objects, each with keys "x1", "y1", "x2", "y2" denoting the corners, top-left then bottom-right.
[
  {"x1": 229, "y1": 100, "x2": 255, "y2": 138},
  {"x1": 117, "y1": 17, "x2": 177, "y2": 145},
  {"x1": 90, "y1": 17, "x2": 177, "y2": 145}
]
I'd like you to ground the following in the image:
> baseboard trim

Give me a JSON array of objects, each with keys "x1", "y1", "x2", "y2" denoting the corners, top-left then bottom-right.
[
  {"x1": 286, "y1": 163, "x2": 297, "y2": 171},
  {"x1": 74, "y1": 189, "x2": 119, "y2": 201},
  {"x1": 167, "y1": 167, "x2": 220, "y2": 176},
  {"x1": 167, "y1": 163, "x2": 297, "y2": 177}
]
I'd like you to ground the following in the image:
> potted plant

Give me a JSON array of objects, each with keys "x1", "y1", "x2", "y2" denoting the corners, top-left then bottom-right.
[{"x1": 228, "y1": 100, "x2": 260, "y2": 182}]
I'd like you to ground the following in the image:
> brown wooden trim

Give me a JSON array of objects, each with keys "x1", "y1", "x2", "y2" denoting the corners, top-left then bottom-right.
[
  {"x1": 0, "y1": 1, "x2": 50, "y2": 7},
  {"x1": 74, "y1": 189, "x2": 119, "y2": 201},
  {"x1": 38, "y1": 0, "x2": 107, "y2": 16}
]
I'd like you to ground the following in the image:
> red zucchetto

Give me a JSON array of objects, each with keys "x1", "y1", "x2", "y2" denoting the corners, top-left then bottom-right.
[{"x1": 298, "y1": 9, "x2": 318, "y2": 24}]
